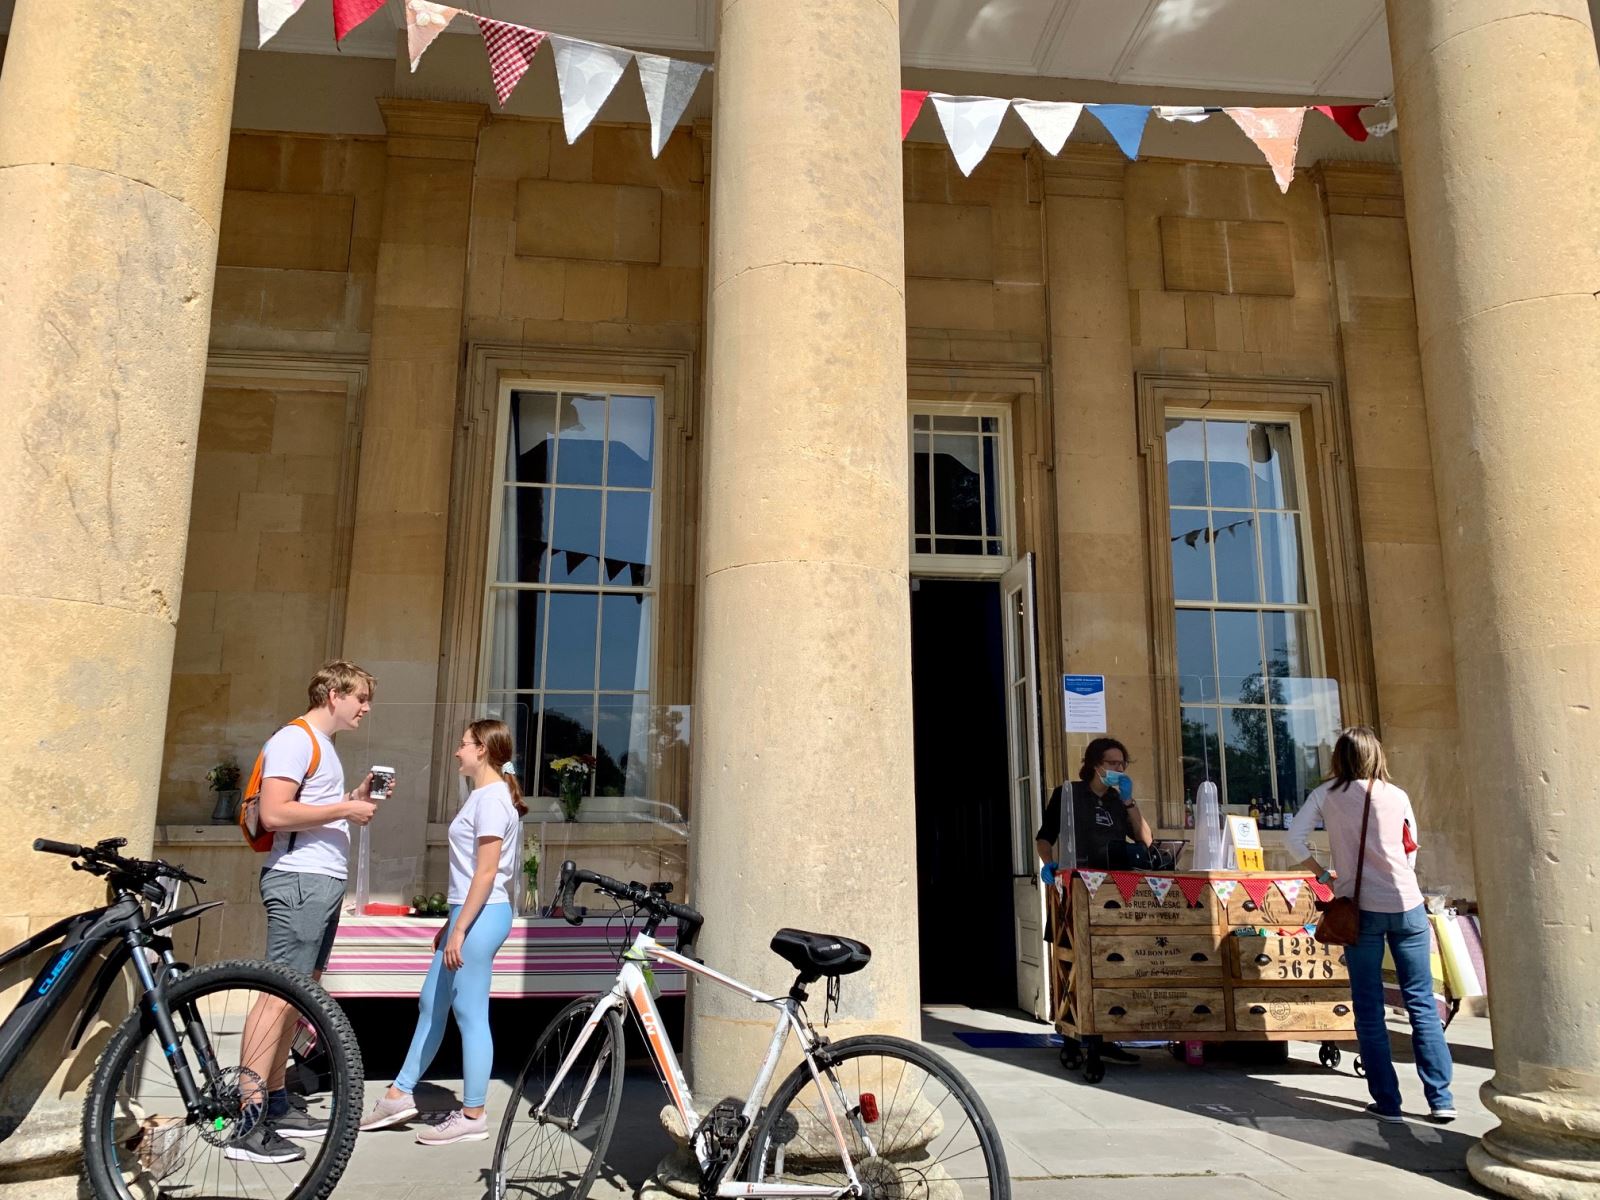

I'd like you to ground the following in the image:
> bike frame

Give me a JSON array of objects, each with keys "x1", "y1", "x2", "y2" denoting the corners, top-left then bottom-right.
[{"x1": 537, "y1": 932, "x2": 872, "y2": 1199}]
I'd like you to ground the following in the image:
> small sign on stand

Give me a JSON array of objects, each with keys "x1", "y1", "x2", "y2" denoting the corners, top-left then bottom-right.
[{"x1": 1223, "y1": 815, "x2": 1264, "y2": 871}]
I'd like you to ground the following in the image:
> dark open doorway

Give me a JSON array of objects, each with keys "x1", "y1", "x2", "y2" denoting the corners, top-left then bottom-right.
[{"x1": 910, "y1": 577, "x2": 1017, "y2": 1008}]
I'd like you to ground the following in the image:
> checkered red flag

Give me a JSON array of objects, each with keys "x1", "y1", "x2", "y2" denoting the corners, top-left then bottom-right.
[
  {"x1": 332, "y1": 0, "x2": 386, "y2": 42},
  {"x1": 1175, "y1": 875, "x2": 1209, "y2": 907},
  {"x1": 474, "y1": 16, "x2": 549, "y2": 106},
  {"x1": 1109, "y1": 871, "x2": 1142, "y2": 902},
  {"x1": 1239, "y1": 878, "x2": 1275, "y2": 909}
]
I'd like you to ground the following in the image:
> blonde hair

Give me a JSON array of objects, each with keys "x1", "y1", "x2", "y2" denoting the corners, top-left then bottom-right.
[
  {"x1": 1330, "y1": 725, "x2": 1389, "y2": 789},
  {"x1": 307, "y1": 660, "x2": 377, "y2": 710},
  {"x1": 468, "y1": 718, "x2": 526, "y2": 816}
]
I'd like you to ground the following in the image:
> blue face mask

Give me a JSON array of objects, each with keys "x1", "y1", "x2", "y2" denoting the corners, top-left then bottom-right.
[{"x1": 1101, "y1": 769, "x2": 1130, "y2": 797}]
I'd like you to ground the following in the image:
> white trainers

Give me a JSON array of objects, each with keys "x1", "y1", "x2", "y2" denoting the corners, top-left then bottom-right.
[
  {"x1": 1429, "y1": 1106, "x2": 1458, "y2": 1123},
  {"x1": 360, "y1": 1093, "x2": 419, "y2": 1131},
  {"x1": 416, "y1": 1108, "x2": 489, "y2": 1146},
  {"x1": 1365, "y1": 1103, "x2": 1406, "y2": 1125}
]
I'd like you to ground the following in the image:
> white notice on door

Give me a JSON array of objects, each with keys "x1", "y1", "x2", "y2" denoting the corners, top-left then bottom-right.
[{"x1": 1062, "y1": 674, "x2": 1107, "y2": 733}]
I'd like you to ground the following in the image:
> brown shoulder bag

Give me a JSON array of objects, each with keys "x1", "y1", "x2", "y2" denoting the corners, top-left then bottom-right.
[{"x1": 1312, "y1": 777, "x2": 1374, "y2": 947}]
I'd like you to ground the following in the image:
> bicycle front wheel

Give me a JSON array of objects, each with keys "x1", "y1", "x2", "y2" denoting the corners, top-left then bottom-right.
[
  {"x1": 492, "y1": 994, "x2": 625, "y2": 1200},
  {"x1": 83, "y1": 958, "x2": 363, "y2": 1200},
  {"x1": 747, "y1": 1035, "x2": 1010, "y2": 1200}
]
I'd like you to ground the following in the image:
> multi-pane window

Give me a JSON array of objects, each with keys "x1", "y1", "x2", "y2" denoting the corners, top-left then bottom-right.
[
  {"x1": 1166, "y1": 415, "x2": 1330, "y2": 814},
  {"x1": 911, "y1": 411, "x2": 1008, "y2": 560},
  {"x1": 485, "y1": 388, "x2": 658, "y2": 804}
]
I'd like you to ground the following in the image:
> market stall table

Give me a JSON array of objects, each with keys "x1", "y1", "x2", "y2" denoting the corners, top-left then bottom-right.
[
  {"x1": 319, "y1": 914, "x2": 686, "y2": 998},
  {"x1": 1050, "y1": 869, "x2": 1353, "y2": 1083}
]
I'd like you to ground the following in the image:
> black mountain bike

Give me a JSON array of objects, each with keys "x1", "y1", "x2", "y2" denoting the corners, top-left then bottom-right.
[{"x1": 0, "y1": 837, "x2": 362, "y2": 1199}]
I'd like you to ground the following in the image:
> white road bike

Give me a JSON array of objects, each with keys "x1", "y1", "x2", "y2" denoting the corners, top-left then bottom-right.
[{"x1": 492, "y1": 862, "x2": 1010, "y2": 1200}]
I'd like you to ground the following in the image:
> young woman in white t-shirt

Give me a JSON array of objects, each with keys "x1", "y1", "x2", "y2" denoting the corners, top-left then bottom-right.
[{"x1": 360, "y1": 719, "x2": 525, "y2": 1144}]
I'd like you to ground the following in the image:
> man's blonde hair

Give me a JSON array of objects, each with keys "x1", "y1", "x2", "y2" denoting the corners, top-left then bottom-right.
[{"x1": 307, "y1": 660, "x2": 377, "y2": 710}]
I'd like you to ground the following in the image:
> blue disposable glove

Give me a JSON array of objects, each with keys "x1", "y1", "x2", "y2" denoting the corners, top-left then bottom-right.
[{"x1": 1040, "y1": 862, "x2": 1060, "y2": 886}]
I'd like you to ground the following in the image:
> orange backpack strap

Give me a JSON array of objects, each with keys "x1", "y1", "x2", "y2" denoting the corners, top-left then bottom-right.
[
  {"x1": 288, "y1": 719, "x2": 322, "y2": 781},
  {"x1": 239, "y1": 720, "x2": 324, "y2": 852}
]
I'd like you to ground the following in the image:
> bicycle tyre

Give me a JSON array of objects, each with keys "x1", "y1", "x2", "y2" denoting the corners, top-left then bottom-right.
[
  {"x1": 746, "y1": 1034, "x2": 1010, "y2": 1199},
  {"x1": 82, "y1": 958, "x2": 363, "y2": 1200},
  {"x1": 492, "y1": 994, "x2": 625, "y2": 1200}
]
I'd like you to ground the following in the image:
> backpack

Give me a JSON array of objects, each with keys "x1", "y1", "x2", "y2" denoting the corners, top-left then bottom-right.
[{"x1": 239, "y1": 719, "x2": 322, "y2": 852}]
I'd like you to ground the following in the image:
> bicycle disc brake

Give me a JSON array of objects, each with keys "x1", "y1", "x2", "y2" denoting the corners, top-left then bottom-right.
[{"x1": 195, "y1": 1066, "x2": 266, "y2": 1147}]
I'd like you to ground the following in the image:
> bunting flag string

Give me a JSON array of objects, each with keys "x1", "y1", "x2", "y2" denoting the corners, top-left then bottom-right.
[
  {"x1": 1275, "y1": 877, "x2": 1304, "y2": 908},
  {"x1": 551, "y1": 36, "x2": 636, "y2": 145},
  {"x1": 475, "y1": 16, "x2": 549, "y2": 107},
  {"x1": 638, "y1": 54, "x2": 710, "y2": 158},
  {"x1": 1175, "y1": 875, "x2": 1210, "y2": 907},
  {"x1": 1210, "y1": 879, "x2": 1238, "y2": 906},
  {"x1": 1145, "y1": 875, "x2": 1175, "y2": 906},
  {"x1": 1308, "y1": 879, "x2": 1334, "y2": 903},
  {"x1": 405, "y1": 1, "x2": 459, "y2": 73},
  {"x1": 903, "y1": 89, "x2": 1389, "y2": 189},
  {"x1": 332, "y1": 0, "x2": 386, "y2": 43},
  {"x1": 259, "y1": 0, "x2": 310, "y2": 48},
  {"x1": 1110, "y1": 871, "x2": 1143, "y2": 902},
  {"x1": 1239, "y1": 878, "x2": 1276, "y2": 909},
  {"x1": 1079, "y1": 870, "x2": 1108, "y2": 898}
]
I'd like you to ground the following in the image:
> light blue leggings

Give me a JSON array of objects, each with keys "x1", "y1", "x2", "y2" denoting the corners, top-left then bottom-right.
[{"x1": 394, "y1": 902, "x2": 512, "y2": 1108}]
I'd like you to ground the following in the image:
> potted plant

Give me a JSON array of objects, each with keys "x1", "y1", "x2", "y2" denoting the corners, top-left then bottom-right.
[
  {"x1": 549, "y1": 754, "x2": 597, "y2": 822},
  {"x1": 206, "y1": 757, "x2": 242, "y2": 824},
  {"x1": 522, "y1": 848, "x2": 539, "y2": 915}
]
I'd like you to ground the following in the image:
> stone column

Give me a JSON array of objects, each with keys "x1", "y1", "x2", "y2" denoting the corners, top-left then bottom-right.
[
  {"x1": 0, "y1": 0, "x2": 244, "y2": 1190},
  {"x1": 688, "y1": 0, "x2": 916, "y2": 1100},
  {"x1": 1385, "y1": 3, "x2": 1600, "y2": 1196},
  {"x1": 339, "y1": 100, "x2": 485, "y2": 883}
]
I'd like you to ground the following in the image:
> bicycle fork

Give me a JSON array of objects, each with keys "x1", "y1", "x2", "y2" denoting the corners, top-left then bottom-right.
[{"x1": 125, "y1": 933, "x2": 222, "y2": 1118}]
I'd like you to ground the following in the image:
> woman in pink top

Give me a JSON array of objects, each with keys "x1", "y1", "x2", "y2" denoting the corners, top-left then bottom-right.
[{"x1": 1287, "y1": 726, "x2": 1455, "y2": 1124}]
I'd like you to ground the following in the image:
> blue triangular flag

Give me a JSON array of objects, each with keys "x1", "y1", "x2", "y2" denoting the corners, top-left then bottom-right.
[{"x1": 1087, "y1": 104, "x2": 1152, "y2": 160}]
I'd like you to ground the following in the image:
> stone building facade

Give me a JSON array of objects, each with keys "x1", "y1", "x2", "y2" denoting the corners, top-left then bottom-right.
[{"x1": 2, "y1": 2, "x2": 1597, "y2": 1197}]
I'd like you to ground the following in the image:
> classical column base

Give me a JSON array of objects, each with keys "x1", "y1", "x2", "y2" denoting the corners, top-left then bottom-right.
[{"x1": 1469, "y1": 1082, "x2": 1600, "y2": 1200}]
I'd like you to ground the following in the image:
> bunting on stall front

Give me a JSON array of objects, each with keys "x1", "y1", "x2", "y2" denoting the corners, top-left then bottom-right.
[
  {"x1": 1308, "y1": 879, "x2": 1334, "y2": 903},
  {"x1": 1079, "y1": 870, "x2": 1108, "y2": 899},
  {"x1": 404, "y1": 1, "x2": 459, "y2": 72},
  {"x1": 551, "y1": 36, "x2": 636, "y2": 144},
  {"x1": 1145, "y1": 875, "x2": 1175, "y2": 906},
  {"x1": 1275, "y1": 877, "x2": 1304, "y2": 908},
  {"x1": 1239, "y1": 878, "x2": 1276, "y2": 909},
  {"x1": 1210, "y1": 879, "x2": 1238, "y2": 906},
  {"x1": 1110, "y1": 872, "x2": 1142, "y2": 902},
  {"x1": 1175, "y1": 875, "x2": 1210, "y2": 907}
]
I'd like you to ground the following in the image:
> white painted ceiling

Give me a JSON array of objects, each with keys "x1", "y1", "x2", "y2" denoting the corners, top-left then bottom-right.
[{"x1": 218, "y1": 0, "x2": 1391, "y2": 101}]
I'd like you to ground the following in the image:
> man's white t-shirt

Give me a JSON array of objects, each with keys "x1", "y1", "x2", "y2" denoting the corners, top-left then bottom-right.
[
  {"x1": 448, "y1": 781, "x2": 521, "y2": 906},
  {"x1": 261, "y1": 723, "x2": 349, "y2": 880}
]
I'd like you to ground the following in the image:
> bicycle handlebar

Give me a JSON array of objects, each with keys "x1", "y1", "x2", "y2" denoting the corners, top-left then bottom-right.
[
  {"x1": 32, "y1": 836, "x2": 206, "y2": 886},
  {"x1": 555, "y1": 860, "x2": 705, "y2": 954}
]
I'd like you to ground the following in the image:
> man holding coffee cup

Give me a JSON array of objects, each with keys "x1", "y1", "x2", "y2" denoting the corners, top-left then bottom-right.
[{"x1": 233, "y1": 660, "x2": 387, "y2": 1163}]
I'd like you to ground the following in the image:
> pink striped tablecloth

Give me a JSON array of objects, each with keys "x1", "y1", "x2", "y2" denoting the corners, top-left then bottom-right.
[{"x1": 321, "y1": 915, "x2": 686, "y2": 998}]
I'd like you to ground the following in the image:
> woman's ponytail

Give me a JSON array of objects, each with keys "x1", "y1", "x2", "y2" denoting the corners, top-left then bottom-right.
[{"x1": 468, "y1": 718, "x2": 527, "y2": 816}]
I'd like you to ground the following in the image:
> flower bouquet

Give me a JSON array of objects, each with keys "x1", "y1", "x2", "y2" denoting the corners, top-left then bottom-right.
[{"x1": 549, "y1": 754, "x2": 597, "y2": 822}]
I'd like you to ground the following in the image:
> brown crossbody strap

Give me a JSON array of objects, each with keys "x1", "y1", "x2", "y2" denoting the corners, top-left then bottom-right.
[{"x1": 1352, "y1": 775, "x2": 1375, "y2": 907}]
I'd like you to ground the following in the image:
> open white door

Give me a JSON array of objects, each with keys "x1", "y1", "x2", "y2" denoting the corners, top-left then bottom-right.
[{"x1": 1001, "y1": 554, "x2": 1049, "y2": 1019}]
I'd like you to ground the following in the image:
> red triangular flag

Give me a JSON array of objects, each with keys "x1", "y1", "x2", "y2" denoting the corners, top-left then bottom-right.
[
  {"x1": 332, "y1": 0, "x2": 386, "y2": 42},
  {"x1": 901, "y1": 90, "x2": 930, "y2": 140},
  {"x1": 1110, "y1": 871, "x2": 1141, "y2": 902},
  {"x1": 1175, "y1": 875, "x2": 1209, "y2": 907},
  {"x1": 1313, "y1": 104, "x2": 1370, "y2": 142},
  {"x1": 1240, "y1": 878, "x2": 1275, "y2": 908},
  {"x1": 475, "y1": 16, "x2": 549, "y2": 107},
  {"x1": 1309, "y1": 880, "x2": 1333, "y2": 903}
]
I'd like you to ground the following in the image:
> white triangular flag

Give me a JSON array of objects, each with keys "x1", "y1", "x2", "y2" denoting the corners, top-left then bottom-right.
[
  {"x1": 1146, "y1": 876, "x2": 1175, "y2": 906},
  {"x1": 550, "y1": 35, "x2": 634, "y2": 145},
  {"x1": 1276, "y1": 878, "x2": 1304, "y2": 908},
  {"x1": 1156, "y1": 105, "x2": 1212, "y2": 123},
  {"x1": 1011, "y1": 100, "x2": 1083, "y2": 156},
  {"x1": 1210, "y1": 879, "x2": 1238, "y2": 905},
  {"x1": 1079, "y1": 870, "x2": 1108, "y2": 898},
  {"x1": 258, "y1": 0, "x2": 308, "y2": 47},
  {"x1": 636, "y1": 53, "x2": 709, "y2": 158},
  {"x1": 930, "y1": 94, "x2": 1010, "y2": 176},
  {"x1": 405, "y1": 1, "x2": 459, "y2": 72}
]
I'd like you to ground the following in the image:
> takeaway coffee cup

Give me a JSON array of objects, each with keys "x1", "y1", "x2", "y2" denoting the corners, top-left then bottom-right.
[{"x1": 369, "y1": 766, "x2": 395, "y2": 801}]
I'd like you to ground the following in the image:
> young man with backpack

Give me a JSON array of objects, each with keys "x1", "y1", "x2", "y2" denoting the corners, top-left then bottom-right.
[{"x1": 228, "y1": 660, "x2": 383, "y2": 1164}]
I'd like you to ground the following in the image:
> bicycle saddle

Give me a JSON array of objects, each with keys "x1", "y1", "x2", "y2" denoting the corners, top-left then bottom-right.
[{"x1": 770, "y1": 928, "x2": 872, "y2": 981}]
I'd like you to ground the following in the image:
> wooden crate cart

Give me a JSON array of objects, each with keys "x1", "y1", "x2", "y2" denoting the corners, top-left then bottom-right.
[{"x1": 1050, "y1": 870, "x2": 1355, "y2": 1083}]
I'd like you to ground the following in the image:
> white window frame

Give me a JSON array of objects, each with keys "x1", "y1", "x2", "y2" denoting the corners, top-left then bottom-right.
[
  {"x1": 479, "y1": 378, "x2": 665, "y2": 815},
  {"x1": 1165, "y1": 406, "x2": 1326, "y2": 811},
  {"x1": 908, "y1": 400, "x2": 1017, "y2": 579}
]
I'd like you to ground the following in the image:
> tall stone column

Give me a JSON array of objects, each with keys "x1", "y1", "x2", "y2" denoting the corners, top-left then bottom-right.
[
  {"x1": 1385, "y1": 3, "x2": 1600, "y2": 1196},
  {"x1": 688, "y1": 0, "x2": 916, "y2": 1099},
  {"x1": 0, "y1": 0, "x2": 244, "y2": 1191}
]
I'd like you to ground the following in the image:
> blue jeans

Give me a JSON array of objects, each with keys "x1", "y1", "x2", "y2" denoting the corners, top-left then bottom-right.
[
  {"x1": 394, "y1": 903, "x2": 513, "y2": 1109},
  {"x1": 1346, "y1": 905, "x2": 1454, "y2": 1114}
]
